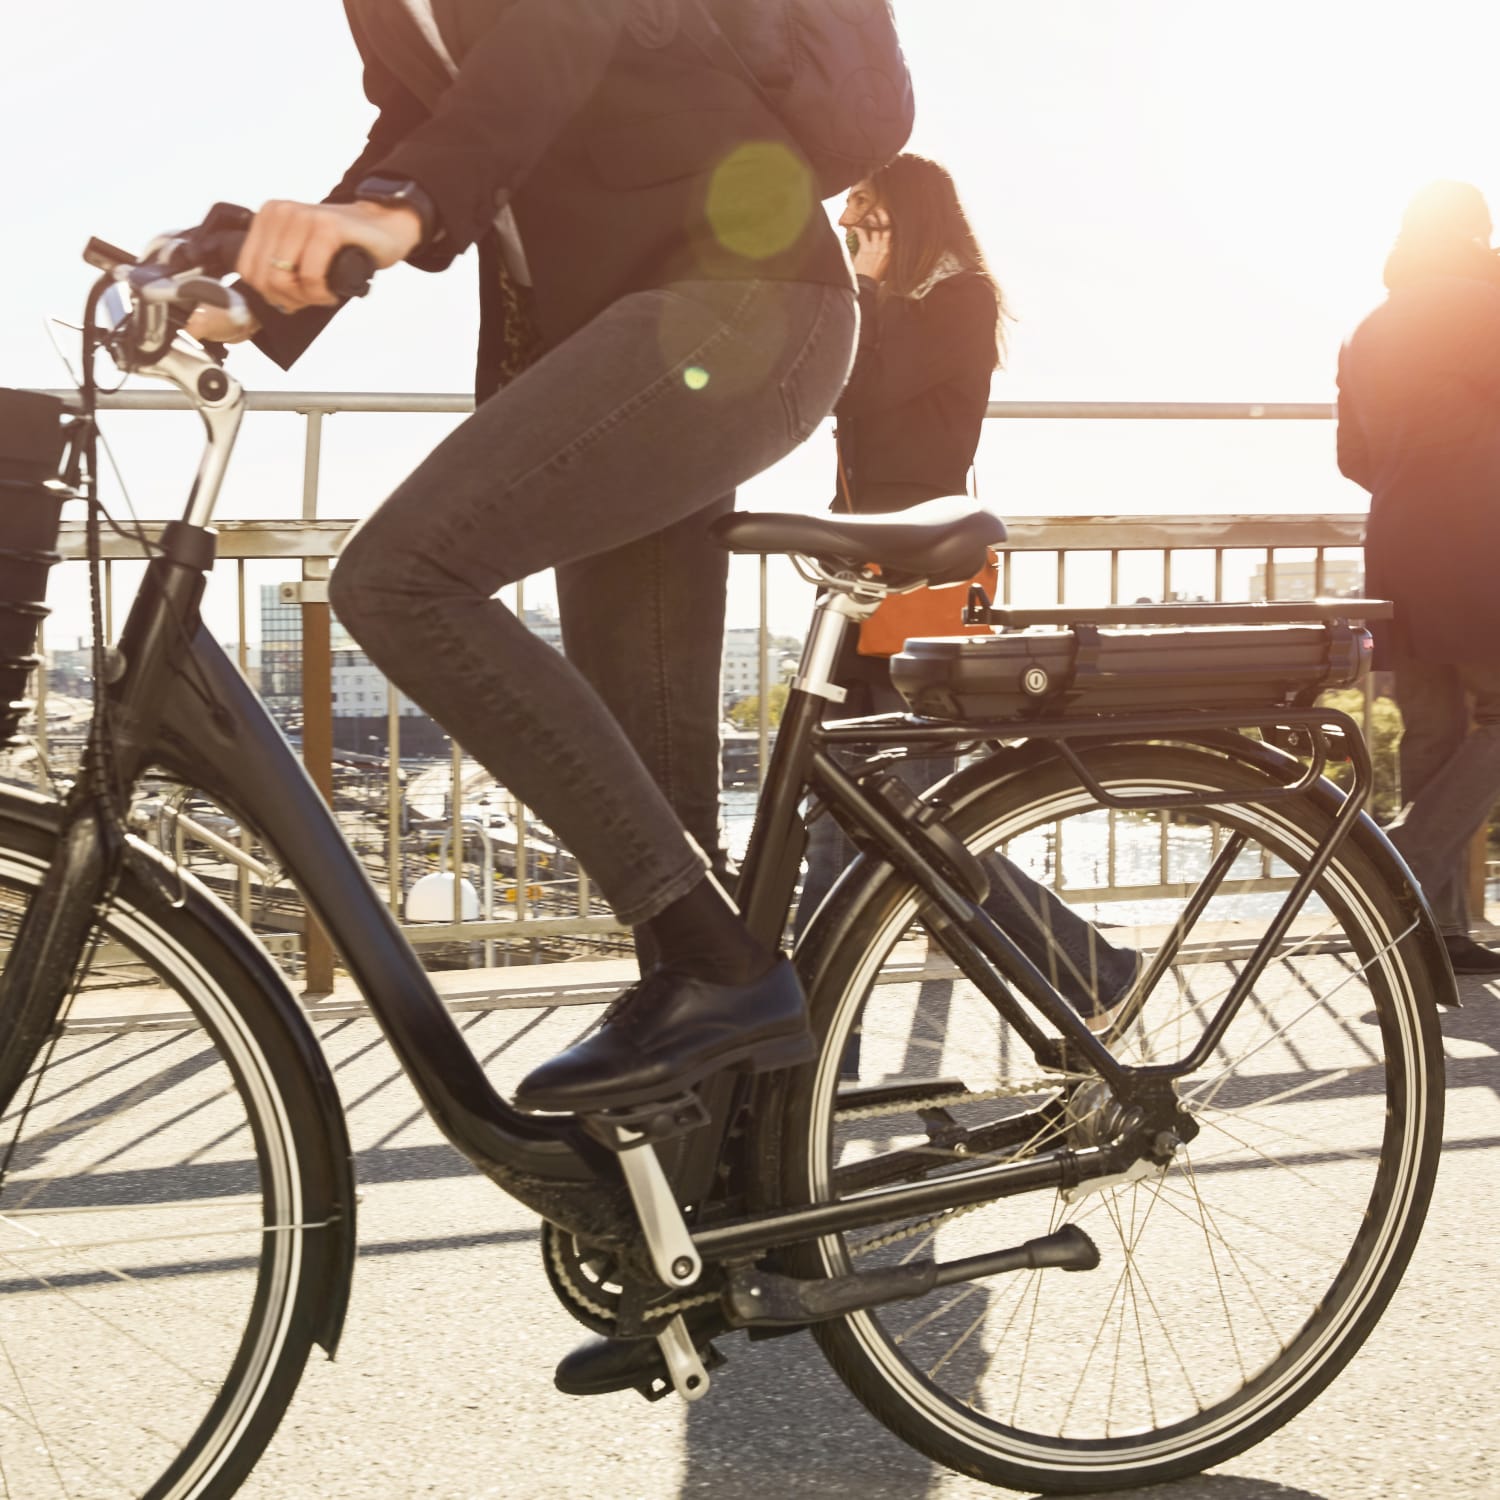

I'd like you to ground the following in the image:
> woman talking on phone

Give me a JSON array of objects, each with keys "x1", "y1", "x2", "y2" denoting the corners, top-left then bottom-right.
[{"x1": 796, "y1": 153, "x2": 1141, "y2": 1039}]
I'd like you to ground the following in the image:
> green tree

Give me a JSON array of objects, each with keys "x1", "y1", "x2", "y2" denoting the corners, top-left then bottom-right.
[
  {"x1": 1319, "y1": 688, "x2": 1403, "y2": 822},
  {"x1": 727, "y1": 683, "x2": 789, "y2": 730}
]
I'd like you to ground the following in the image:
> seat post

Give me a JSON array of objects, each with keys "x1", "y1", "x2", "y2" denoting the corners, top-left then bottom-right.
[
  {"x1": 735, "y1": 586, "x2": 877, "y2": 944},
  {"x1": 792, "y1": 589, "x2": 871, "y2": 705}
]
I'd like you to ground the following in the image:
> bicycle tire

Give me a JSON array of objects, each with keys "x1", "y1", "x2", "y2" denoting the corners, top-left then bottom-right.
[
  {"x1": 777, "y1": 739, "x2": 1445, "y2": 1493},
  {"x1": 0, "y1": 790, "x2": 353, "y2": 1500}
]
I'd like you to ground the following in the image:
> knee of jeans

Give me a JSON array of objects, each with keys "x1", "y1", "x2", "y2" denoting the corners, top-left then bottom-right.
[{"x1": 327, "y1": 525, "x2": 417, "y2": 643}]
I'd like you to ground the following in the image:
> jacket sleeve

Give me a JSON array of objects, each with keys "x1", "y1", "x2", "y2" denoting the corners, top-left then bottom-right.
[
  {"x1": 1334, "y1": 344, "x2": 1373, "y2": 492},
  {"x1": 836, "y1": 275, "x2": 998, "y2": 420},
  {"x1": 371, "y1": 0, "x2": 630, "y2": 257},
  {"x1": 250, "y1": 17, "x2": 437, "y2": 372}
]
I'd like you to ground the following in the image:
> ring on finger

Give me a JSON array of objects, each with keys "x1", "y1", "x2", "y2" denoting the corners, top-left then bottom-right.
[{"x1": 269, "y1": 257, "x2": 298, "y2": 273}]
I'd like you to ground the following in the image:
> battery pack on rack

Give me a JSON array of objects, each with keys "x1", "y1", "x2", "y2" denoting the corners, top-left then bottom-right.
[{"x1": 890, "y1": 620, "x2": 1373, "y2": 723}]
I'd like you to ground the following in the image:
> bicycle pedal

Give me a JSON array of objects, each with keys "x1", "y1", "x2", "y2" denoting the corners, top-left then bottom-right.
[
  {"x1": 635, "y1": 1341, "x2": 728, "y2": 1404},
  {"x1": 582, "y1": 1090, "x2": 711, "y2": 1151}
]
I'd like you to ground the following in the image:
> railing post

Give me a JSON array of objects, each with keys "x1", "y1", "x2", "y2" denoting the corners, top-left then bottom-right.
[
  {"x1": 388, "y1": 682, "x2": 403, "y2": 917},
  {"x1": 33, "y1": 617, "x2": 47, "y2": 789},
  {"x1": 300, "y1": 555, "x2": 336, "y2": 997},
  {"x1": 1469, "y1": 823, "x2": 1489, "y2": 926},
  {"x1": 298, "y1": 408, "x2": 335, "y2": 996},
  {"x1": 236, "y1": 560, "x2": 253, "y2": 923},
  {"x1": 758, "y1": 555, "x2": 771, "y2": 783}
]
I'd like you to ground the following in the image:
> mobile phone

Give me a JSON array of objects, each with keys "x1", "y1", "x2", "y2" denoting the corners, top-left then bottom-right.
[{"x1": 845, "y1": 227, "x2": 861, "y2": 255}]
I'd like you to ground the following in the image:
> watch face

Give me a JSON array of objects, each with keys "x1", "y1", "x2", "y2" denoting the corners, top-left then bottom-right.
[{"x1": 359, "y1": 177, "x2": 411, "y2": 200}]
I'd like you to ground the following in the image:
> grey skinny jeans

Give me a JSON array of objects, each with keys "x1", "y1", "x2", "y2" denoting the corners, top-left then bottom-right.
[{"x1": 331, "y1": 279, "x2": 857, "y2": 926}]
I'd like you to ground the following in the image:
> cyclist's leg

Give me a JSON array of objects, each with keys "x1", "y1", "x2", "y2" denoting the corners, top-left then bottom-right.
[
  {"x1": 331, "y1": 278, "x2": 856, "y2": 1110},
  {"x1": 556, "y1": 499, "x2": 735, "y2": 974}
]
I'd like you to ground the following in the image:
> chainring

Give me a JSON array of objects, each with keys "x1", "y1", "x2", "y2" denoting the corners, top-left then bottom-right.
[{"x1": 541, "y1": 1221, "x2": 626, "y2": 1336}]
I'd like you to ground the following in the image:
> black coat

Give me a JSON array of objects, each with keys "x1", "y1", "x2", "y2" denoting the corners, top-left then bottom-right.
[
  {"x1": 835, "y1": 269, "x2": 998, "y2": 513},
  {"x1": 832, "y1": 267, "x2": 997, "y2": 695},
  {"x1": 254, "y1": 0, "x2": 849, "y2": 398},
  {"x1": 1337, "y1": 256, "x2": 1500, "y2": 664}
]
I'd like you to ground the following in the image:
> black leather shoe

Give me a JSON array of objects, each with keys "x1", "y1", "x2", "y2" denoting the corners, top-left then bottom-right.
[
  {"x1": 554, "y1": 1327, "x2": 727, "y2": 1401},
  {"x1": 1444, "y1": 935, "x2": 1500, "y2": 976},
  {"x1": 514, "y1": 958, "x2": 816, "y2": 1113}
]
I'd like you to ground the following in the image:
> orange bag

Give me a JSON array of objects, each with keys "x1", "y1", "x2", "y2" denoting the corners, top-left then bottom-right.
[
  {"x1": 837, "y1": 441, "x2": 999, "y2": 658},
  {"x1": 856, "y1": 553, "x2": 999, "y2": 657}
]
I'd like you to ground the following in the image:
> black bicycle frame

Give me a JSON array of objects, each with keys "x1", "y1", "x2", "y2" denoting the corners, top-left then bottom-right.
[
  {"x1": 8, "y1": 282, "x2": 1416, "y2": 1271},
  {"x1": 15, "y1": 530, "x2": 1400, "y2": 1269}
]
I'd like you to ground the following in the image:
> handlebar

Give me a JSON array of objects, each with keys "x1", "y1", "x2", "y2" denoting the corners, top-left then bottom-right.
[
  {"x1": 148, "y1": 200, "x2": 377, "y2": 300},
  {"x1": 83, "y1": 202, "x2": 377, "y2": 368}
]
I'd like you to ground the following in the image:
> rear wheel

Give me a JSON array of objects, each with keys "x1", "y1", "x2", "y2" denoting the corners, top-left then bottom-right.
[
  {"x1": 782, "y1": 741, "x2": 1445, "y2": 1493},
  {"x1": 0, "y1": 803, "x2": 346, "y2": 1498}
]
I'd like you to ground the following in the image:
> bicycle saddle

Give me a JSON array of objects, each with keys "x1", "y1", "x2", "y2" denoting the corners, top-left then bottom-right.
[{"x1": 711, "y1": 497, "x2": 1007, "y2": 585}]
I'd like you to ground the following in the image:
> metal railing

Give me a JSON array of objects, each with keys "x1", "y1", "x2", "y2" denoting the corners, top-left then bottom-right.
[{"x1": 32, "y1": 391, "x2": 1373, "y2": 983}]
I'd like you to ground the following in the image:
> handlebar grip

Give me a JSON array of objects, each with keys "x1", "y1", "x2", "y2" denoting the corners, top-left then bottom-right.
[
  {"x1": 169, "y1": 205, "x2": 376, "y2": 302},
  {"x1": 326, "y1": 245, "x2": 375, "y2": 301}
]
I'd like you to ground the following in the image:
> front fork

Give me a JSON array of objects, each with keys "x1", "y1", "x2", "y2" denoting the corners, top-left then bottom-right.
[{"x1": 0, "y1": 793, "x2": 121, "y2": 1118}]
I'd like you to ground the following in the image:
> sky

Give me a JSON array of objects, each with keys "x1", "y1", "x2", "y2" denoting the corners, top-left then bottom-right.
[{"x1": 3, "y1": 0, "x2": 1500, "y2": 645}]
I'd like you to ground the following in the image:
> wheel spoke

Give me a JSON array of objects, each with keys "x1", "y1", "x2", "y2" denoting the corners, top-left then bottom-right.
[{"x1": 800, "y1": 747, "x2": 1439, "y2": 1486}]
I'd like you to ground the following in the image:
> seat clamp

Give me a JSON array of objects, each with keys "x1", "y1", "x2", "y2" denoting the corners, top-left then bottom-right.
[{"x1": 793, "y1": 675, "x2": 848, "y2": 704}]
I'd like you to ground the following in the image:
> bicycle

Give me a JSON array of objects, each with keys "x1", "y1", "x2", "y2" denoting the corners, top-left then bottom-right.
[{"x1": 0, "y1": 211, "x2": 1450, "y2": 1498}]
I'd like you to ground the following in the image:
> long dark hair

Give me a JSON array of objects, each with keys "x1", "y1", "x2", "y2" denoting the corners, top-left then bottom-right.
[{"x1": 868, "y1": 153, "x2": 1010, "y2": 366}]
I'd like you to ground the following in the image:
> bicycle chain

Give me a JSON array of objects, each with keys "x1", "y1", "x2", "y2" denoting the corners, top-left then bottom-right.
[
  {"x1": 544, "y1": 1223, "x2": 718, "y2": 1330},
  {"x1": 832, "y1": 1077, "x2": 1067, "y2": 1124},
  {"x1": 545, "y1": 1079, "x2": 1076, "y2": 1323},
  {"x1": 834, "y1": 1077, "x2": 1075, "y2": 1255}
]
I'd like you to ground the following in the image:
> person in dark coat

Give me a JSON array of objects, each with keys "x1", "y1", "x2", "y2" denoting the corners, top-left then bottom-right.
[
  {"x1": 793, "y1": 154, "x2": 1141, "y2": 1035},
  {"x1": 188, "y1": 0, "x2": 861, "y2": 1106},
  {"x1": 1337, "y1": 178, "x2": 1500, "y2": 975},
  {"x1": 833, "y1": 154, "x2": 1003, "y2": 515}
]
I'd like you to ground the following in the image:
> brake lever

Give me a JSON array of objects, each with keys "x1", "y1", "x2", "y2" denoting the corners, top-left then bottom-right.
[{"x1": 130, "y1": 270, "x2": 254, "y2": 328}]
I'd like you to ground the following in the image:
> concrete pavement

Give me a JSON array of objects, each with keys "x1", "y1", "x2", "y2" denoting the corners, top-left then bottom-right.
[{"x1": 223, "y1": 973, "x2": 1500, "y2": 1500}]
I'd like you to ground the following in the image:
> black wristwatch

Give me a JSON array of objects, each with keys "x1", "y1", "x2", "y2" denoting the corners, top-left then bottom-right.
[{"x1": 352, "y1": 176, "x2": 439, "y2": 248}]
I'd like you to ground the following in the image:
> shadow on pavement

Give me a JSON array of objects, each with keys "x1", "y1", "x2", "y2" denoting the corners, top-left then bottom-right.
[
  {"x1": 675, "y1": 1324, "x2": 1336, "y2": 1500},
  {"x1": 679, "y1": 1326, "x2": 948, "y2": 1496}
]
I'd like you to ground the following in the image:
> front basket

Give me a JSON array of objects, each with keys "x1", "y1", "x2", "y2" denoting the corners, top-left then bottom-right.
[{"x1": 0, "y1": 389, "x2": 70, "y2": 742}]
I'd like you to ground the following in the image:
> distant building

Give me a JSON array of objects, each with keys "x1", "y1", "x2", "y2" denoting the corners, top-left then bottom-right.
[
  {"x1": 722, "y1": 627, "x2": 799, "y2": 706},
  {"x1": 331, "y1": 648, "x2": 427, "y2": 721},
  {"x1": 1249, "y1": 558, "x2": 1362, "y2": 602}
]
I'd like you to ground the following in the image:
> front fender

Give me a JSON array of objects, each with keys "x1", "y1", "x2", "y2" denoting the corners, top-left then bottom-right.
[{"x1": 0, "y1": 783, "x2": 358, "y2": 1357}]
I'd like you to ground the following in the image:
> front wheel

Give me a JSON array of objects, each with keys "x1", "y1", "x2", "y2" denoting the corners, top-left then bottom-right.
[
  {"x1": 780, "y1": 740, "x2": 1446, "y2": 1494},
  {"x1": 0, "y1": 795, "x2": 351, "y2": 1499}
]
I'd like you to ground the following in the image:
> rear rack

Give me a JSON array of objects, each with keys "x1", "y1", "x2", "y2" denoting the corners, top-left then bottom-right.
[{"x1": 964, "y1": 596, "x2": 1394, "y2": 629}]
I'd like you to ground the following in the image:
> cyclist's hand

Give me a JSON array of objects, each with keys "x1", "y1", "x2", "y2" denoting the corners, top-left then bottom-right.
[
  {"x1": 186, "y1": 305, "x2": 262, "y2": 345},
  {"x1": 238, "y1": 199, "x2": 421, "y2": 313}
]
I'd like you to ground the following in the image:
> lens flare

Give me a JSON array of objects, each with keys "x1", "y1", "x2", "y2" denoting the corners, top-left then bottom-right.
[{"x1": 706, "y1": 142, "x2": 814, "y2": 261}]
